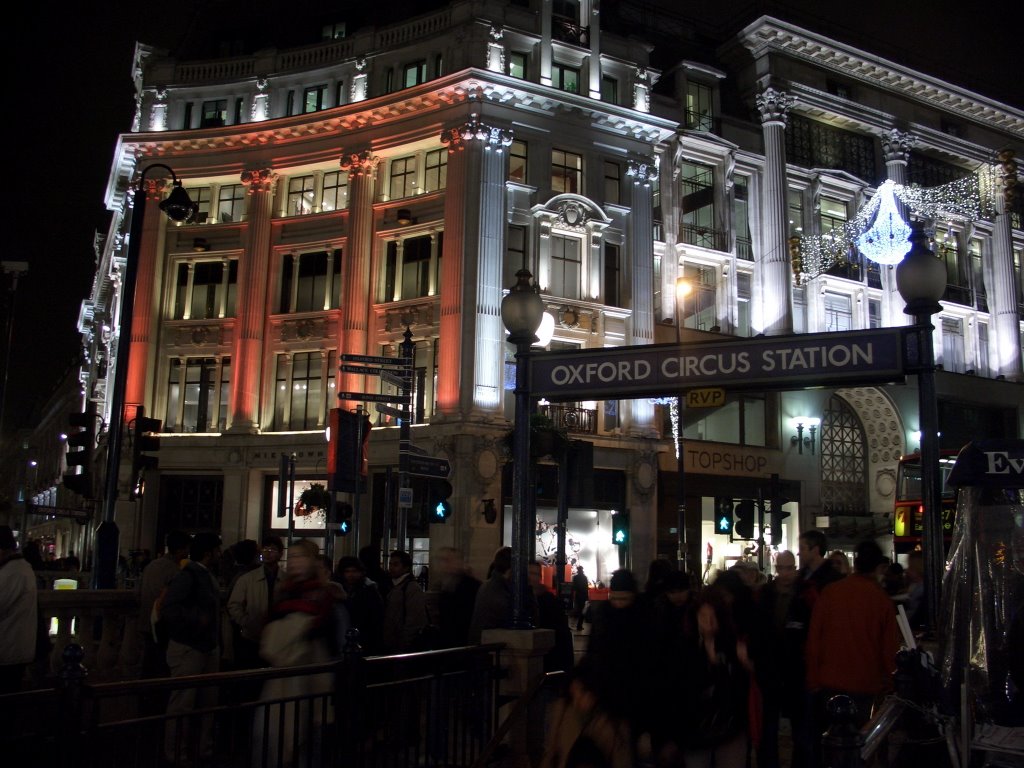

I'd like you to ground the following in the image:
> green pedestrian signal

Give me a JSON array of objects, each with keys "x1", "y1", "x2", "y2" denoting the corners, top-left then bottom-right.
[
  {"x1": 715, "y1": 497, "x2": 734, "y2": 536},
  {"x1": 611, "y1": 512, "x2": 630, "y2": 546}
]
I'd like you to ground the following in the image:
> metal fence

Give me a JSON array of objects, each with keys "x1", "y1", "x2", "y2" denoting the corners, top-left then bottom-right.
[{"x1": 1, "y1": 642, "x2": 506, "y2": 768}]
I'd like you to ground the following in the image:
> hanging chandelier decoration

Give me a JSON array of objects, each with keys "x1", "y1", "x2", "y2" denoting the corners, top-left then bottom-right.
[{"x1": 797, "y1": 167, "x2": 997, "y2": 280}]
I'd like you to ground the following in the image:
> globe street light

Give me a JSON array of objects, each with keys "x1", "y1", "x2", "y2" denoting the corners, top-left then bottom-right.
[
  {"x1": 501, "y1": 267, "x2": 544, "y2": 628},
  {"x1": 95, "y1": 164, "x2": 196, "y2": 589},
  {"x1": 895, "y1": 220, "x2": 947, "y2": 635}
]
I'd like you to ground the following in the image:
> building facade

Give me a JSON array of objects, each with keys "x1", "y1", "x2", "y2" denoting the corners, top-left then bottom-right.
[{"x1": 33, "y1": 1, "x2": 1021, "y2": 580}]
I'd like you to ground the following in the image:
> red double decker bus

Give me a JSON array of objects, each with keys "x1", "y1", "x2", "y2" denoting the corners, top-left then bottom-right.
[{"x1": 892, "y1": 450, "x2": 959, "y2": 553}]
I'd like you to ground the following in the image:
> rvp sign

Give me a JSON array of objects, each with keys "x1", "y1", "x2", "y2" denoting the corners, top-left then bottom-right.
[{"x1": 685, "y1": 388, "x2": 725, "y2": 408}]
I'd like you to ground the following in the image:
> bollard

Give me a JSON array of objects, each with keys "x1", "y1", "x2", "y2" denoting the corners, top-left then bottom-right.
[{"x1": 822, "y1": 694, "x2": 865, "y2": 768}]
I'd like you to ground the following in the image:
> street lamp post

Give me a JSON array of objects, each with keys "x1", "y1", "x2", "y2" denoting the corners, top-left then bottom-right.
[
  {"x1": 95, "y1": 165, "x2": 196, "y2": 589},
  {"x1": 501, "y1": 268, "x2": 544, "y2": 629},
  {"x1": 895, "y1": 221, "x2": 947, "y2": 635},
  {"x1": 675, "y1": 277, "x2": 692, "y2": 576}
]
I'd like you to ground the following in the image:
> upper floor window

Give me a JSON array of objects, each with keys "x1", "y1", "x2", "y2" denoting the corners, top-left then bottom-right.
[
  {"x1": 173, "y1": 259, "x2": 238, "y2": 320},
  {"x1": 868, "y1": 299, "x2": 882, "y2": 329},
  {"x1": 734, "y1": 178, "x2": 752, "y2": 260},
  {"x1": 182, "y1": 102, "x2": 194, "y2": 130},
  {"x1": 679, "y1": 265, "x2": 716, "y2": 331},
  {"x1": 603, "y1": 161, "x2": 621, "y2": 206},
  {"x1": 935, "y1": 228, "x2": 970, "y2": 304},
  {"x1": 284, "y1": 90, "x2": 296, "y2": 117},
  {"x1": 941, "y1": 317, "x2": 966, "y2": 372},
  {"x1": 969, "y1": 238, "x2": 986, "y2": 311},
  {"x1": 303, "y1": 85, "x2": 327, "y2": 113},
  {"x1": 604, "y1": 243, "x2": 621, "y2": 308},
  {"x1": 201, "y1": 100, "x2": 227, "y2": 128},
  {"x1": 819, "y1": 197, "x2": 847, "y2": 235},
  {"x1": 218, "y1": 184, "x2": 247, "y2": 223},
  {"x1": 274, "y1": 350, "x2": 335, "y2": 431},
  {"x1": 685, "y1": 82, "x2": 713, "y2": 131},
  {"x1": 824, "y1": 292, "x2": 853, "y2": 332},
  {"x1": 601, "y1": 76, "x2": 618, "y2": 104},
  {"x1": 680, "y1": 392, "x2": 766, "y2": 447},
  {"x1": 424, "y1": 149, "x2": 447, "y2": 193},
  {"x1": 287, "y1": 175, "x2": 316, "y2": 216},
  {"x1": 552, "y1": 63, "x2": 580, "y2": 94},
  {"x1": 403, "y1": 61, "x2": 427, "y2": 88},
  {"x1": 185, "y1": 187, "x2": 213, "y2": 224},
  {"x1": 166, "y1": 357, "x2": 230, "y2": 433},
  {"x1": 509, "y1": 140, "x2": 528, "y2": 183},
  {"x1": 788, "y1": 188, "x2": 804, "y2": 237},
  {"x1": 383, "y1": 233, "x2": 441, "y2": 302},
  {"x1": 550, "y1": 234, "x2": 582, "y2": 300},
  {"x1": 389, "y1": 156, "x2": 417, "y2": 200},
  {"x1": 322, "y1": 171, "x2": 348, "y2": 212},
  {"x1": 505, "y1": 225, "x2": 527, "y2": 290},
  {"x1": 509, "y1": 52, "x2": 527, "y2": 79},
  {"x1": 680, "y1": 162, "x2": 717, "y2": 249},
  {"x1": 552, "y1": 149, "x2": 582, "y2": 195},
  {"x1": 280, "y1": 249, "x2": 342, "y2": 313},
  {"x1": 737, "y1": 273, "x2": 752, "y2": 336}
]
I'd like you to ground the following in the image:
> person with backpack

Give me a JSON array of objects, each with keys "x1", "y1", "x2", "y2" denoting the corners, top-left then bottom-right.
[
  {"x1": 137, "y1": 530, "x2": 189, "y2": 681},
  {"x1": 161, "y1": 532, "x2": 222, "y2": 766}
]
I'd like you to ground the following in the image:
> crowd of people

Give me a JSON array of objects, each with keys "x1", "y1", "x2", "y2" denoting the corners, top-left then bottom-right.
[{"x1": 1, "y1": 525, "x2": 914, "y2": 768}]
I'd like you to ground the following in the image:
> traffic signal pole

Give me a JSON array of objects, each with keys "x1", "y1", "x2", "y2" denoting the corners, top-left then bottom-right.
[{"x1": 396, "y1": 328, "x2": 414, "y2": 551}]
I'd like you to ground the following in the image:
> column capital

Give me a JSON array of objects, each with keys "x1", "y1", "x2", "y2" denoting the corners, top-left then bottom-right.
[
  {"x1": 627, "y1": 157, "x2": 658, "y2": 187},
  {"x1": 339, "y1": 150, "x2": 380, "y2": 178},
  {"x1": 136, "y1": 177, "x2": 168, "y2": 203},
  {"x1": 756, "y1": 88, "x2": 795, "y2": 126},
  {"x1": 441, "y1": 118, "x2": 513, "y2": 152},
  {"x1": 240, "y1": 168, "x2": 276, "y2": 193},
  {"x1": 881, "y1": 128, "x2": 914, "y2": 165}
]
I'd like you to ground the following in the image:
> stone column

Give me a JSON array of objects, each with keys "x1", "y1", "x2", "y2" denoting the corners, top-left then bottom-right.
[
  {"x1": 881, "y1": 128, "x2": 915, "y2": 328},
  {"x1": 540, "y1": 0, "x2": 553, "y2": 86},
  {"x1": 755, "y1": 87, "x2": 796, "y2": 336},
  {"x1": 627, "y1": 157, "x2": 657, "y2": 435},
  {"x1": 228, "y1": 168, "x2": 275, "y2": 433},
  {"x1": 125, "y1": 177, "x2": 166, "y2": 411},
  {"x1": 337, "y1": 150, "x2": 380, "y2": 406},
  {"x1": 990, "y1": 150, "x2": 1022, "y2": 380},
  {"x1": 587, "y1": 3, "x2": 601, "y2": 100},
  {"x1": 439, "y1": 118, "x2": 513, "y2": 419}
]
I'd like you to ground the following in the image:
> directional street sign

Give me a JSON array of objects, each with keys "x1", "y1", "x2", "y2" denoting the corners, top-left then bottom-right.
[
  {"x1": 336, "y1": 391, "x2": 408, "y2": 404},
  {"x1": 380, "y1": 370, "x2": 408, "y2": 389},
  {"x1": 340, "y1": 354, "x2": 412, "y2": 367},
  {"x1": 406, "y1": 454, "x2": 452, "y2": 479},
  {"x1": 376, "y1": 403, "x2": 409, "y2": 418},
  {"x1": 401, "y1": 443, "x2": 428, "y2": 456}
]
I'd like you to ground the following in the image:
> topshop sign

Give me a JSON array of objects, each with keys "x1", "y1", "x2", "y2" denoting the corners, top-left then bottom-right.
[{"x1": 528, "y1": 328, "x2": 906, "y2": 401}]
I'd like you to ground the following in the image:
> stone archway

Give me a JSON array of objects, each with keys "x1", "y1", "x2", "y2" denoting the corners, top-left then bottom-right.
[{"x1": 834, "y1": 386, "x2": 906, "y2": 517}]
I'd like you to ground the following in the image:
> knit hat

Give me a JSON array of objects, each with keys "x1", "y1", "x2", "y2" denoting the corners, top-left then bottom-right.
[{"x1": 609, "y1": 569, "x2": 637, "y2": 592}]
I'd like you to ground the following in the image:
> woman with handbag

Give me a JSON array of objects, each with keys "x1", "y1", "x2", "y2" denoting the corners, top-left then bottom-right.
[{"x1": 679, "y1": 586, "x2": 752, "y2": 768}]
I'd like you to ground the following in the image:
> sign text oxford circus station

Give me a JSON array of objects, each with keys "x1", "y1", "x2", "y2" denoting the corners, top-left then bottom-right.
[{"x1": 528, "y1": 328, "x2": 907, "y2": 401}]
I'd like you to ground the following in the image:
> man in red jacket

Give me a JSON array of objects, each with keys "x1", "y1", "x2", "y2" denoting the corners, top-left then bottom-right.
[{"x1": 806, "y1": 539, "x2": 898, "y2": 763}]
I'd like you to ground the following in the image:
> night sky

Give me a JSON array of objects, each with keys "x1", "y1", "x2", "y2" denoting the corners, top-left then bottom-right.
[{"x1": 4, "y1": 1, "x2": 1020, "y2": 434}]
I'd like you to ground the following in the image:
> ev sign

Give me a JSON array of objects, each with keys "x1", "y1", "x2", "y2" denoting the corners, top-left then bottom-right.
[{"x1": 528, "y1": 328, "x2": 905, "y2": 401}]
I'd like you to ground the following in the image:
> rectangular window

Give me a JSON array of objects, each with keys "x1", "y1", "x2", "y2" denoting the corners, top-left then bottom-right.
[
  {"x1": 550, "y1": 235, "x2": 582, "y2": 300},
  {"x1": 403, "y1": 61, "x2": 427, "y2": 88},
  {"x1": 977, "y1": 323, "x2": 990, "y2": 377},
  {"x1": 819, "y1": 197, "x2": 847, "y2": 234},
  {"x1": 788, "y1": 188, "x2": 804, "y2": 236},
  {"x1": 285, "y1": 90, "x2": 296, "y2": 117},
  {"x1": 280, "y1": 250, "x2": 342, "y2": 313},
  {"x1": 970, "y1": 239, "x2": 986, "y2": 311},
  {"x1": 321, "y1": 171, "x2": 348, "y2": 212},
  {"x1": 274, "y1": 351, "x2": 328, "y2": 431},
  {"x1": 681, "y1": 393, "x2": 766, "y2": 447},
  {"x1": 303, "y1": 85, "x2": 327, "y2": 113},
  {"x1": 423, "y1": 149, "x2": 447, "y2": 193},
  {"x1": 166, "y1": 357, "x2": 230, "y2": 433},
  {"x1": 936, "y1": 229, "x2": 966, "y2": 302},
  {"x1": 384, "y1": 235, "x2": 436, "y2": 301},
  {"x1": 185, "y1": 187, "x2": 212, "y2": 224},
  {"x1": 434, "y1": 54, "x2": 444, "y2": 78},
  {"x1": 601, "y1": 76, "x2": 618, "y2": 104},
  {"x1": 941, "y1": 318, "x2": 966, "y2": 373},
  {"x1": 508, "y1": 52, "x2": 527, "y2": 79},
  {"x1": 174, "y1": 260, "x2": 238, "y2": 320},
  {"x1": 603, "y1": 161, "x2": 621, "y2": 206},
  {"x1": 182, "y1": 102, "x2": 194, "y2": 130},
  {"x1": 868, "y1": 299, "x2": 882, "y2": 329},
  {"x1": 737, "y1": 273, "x2": 751, "y2": 337},
  {"x1": 218, "y1": 184, "x2": 247, "y2": 223},
  {"x1": 604, "y1": 243, "x2": 621, "y2": 308},
  {"x1": 680, "y1": 162, "x2": 717, "y2": 249},
  {"x1": 201, "y1": 100, "x2": 227, "y2": 128},
  {"x1": 509, "y1": 140, "x2": 528, "y2": 183},
  {"x1": 287, "y1": 175, "x2": 316, "y2": 216},
  {"x1": 505, "y1": 225, "x2": 527, "y2": 290},
  {"x1": 552, "y1": 63, "x2": 580, "y2": 94},
  {"x1": 685, "y1": 82, "x2": 713, "y2": 131},
  {"x1": 824, "y1": 292, "x2": 853, "y2": 332},
  {"x1": 552, "y1": 149, "x2": 582, "y2": 194},
  {"x1": 680, "y1": 265, "x2": 716, "y2": 331},
  {"x1": 734, "y1": 178, "x2": 752, "y2": 260},
  {"x1": 234, "y1": 97, "x2": 244, "y2": 125},
  {"x1": 389, "y1": 156, "x2": 417, "y2": 199}
]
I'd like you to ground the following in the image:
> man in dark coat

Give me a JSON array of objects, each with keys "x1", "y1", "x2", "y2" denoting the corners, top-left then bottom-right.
[
  {"x1": 435, "y1": 546, "x2": 481, "y2": 648},
  {"x1": 571, "y1": 565, "x2": 590, "y2": 631}
]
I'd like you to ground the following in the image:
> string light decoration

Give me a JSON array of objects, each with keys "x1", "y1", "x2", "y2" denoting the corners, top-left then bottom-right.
[
  {"x1": 650, "y1": 397, "x2": 681, "y2": 457},
  {"x1": 797, "y1": 167, "x2": 997, "y2": 280}
]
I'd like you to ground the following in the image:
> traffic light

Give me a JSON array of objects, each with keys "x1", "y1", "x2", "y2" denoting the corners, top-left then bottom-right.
[
  {"x1": 714, "y1": 497, "x2": 734, "y2": 536},
  {"x1": 328, "y1": 408, "x2": 371, "y2": 493},
  {"x1": 63, "y1": 402, "x2": 97, "y2": 497},
  {"x1": 611, "y1": 511, "x2": 630, "y2": 546},
  {"x1": 334, "y1": 501, "x2": 354, "y2": 536},
  {"x1": 131, "y1": 411, "x2": 162, "y2": 499},
  {"x1": 768, "y1": 473, "x2": 789, "y2": 545},
  {"x1": 428, "y1": 479, "x2": 453, "y2": 522},
  {"x1": 734, "y1": 499, "x2": 756, "y2": 540}
]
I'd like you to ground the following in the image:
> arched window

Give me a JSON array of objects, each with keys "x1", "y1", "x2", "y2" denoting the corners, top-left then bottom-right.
[{"x1": 820, "y1": 394, "x2": 867, "y2": 516}]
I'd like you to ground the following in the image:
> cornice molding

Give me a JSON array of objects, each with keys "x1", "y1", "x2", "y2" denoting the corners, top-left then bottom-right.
[{"x1": 738, "y1": 17, "x2": 1024, "y2": 138}]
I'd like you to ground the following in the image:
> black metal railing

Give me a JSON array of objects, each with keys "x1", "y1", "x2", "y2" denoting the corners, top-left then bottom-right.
[
  {"x1": 1, "y1": 642, "x2": 505, "y2": 768},
  {"x1": 539, "y1": 403, "x2": 597, "y2": 435}
]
